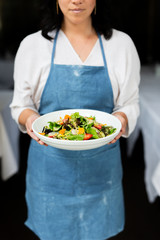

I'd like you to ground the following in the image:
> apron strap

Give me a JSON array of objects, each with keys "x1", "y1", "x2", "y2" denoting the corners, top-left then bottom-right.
[
  {"x1": 98, "y1": 33, "x2": 108, "y2": 69},
  {"x1": 98, "y1": 33, "x2": 111, "y2": 89},
  {"x1": 51, "y1": 30, "x2": 59, "y2": 63}
]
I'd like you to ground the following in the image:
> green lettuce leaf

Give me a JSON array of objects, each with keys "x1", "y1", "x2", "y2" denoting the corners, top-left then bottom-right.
[{"x1": 86, "y1": 127, "x2": 99, "y2": 139}]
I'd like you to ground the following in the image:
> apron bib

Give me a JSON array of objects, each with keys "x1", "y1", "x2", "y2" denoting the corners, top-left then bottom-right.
[{"x1": 25, "y1": 31, "x2": 125, "y2": 240}]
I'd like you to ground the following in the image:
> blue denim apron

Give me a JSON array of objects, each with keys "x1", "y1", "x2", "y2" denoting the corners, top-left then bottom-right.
[{"x1": 25, "y1": 31, "x2": 124, "y2": 240}]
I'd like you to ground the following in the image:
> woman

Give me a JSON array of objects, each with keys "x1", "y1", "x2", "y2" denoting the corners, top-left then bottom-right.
[{"x1": 10, "y1": 0, "x2": 140, "y2": 239}]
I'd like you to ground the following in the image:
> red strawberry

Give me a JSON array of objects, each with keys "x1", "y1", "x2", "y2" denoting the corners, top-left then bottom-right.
[{"x1": 83, "y1": 133, "x2": 93, "y2": 140}]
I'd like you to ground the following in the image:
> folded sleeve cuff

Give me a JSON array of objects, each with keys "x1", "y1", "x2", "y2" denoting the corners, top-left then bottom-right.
[
  {"x1": 10, "y1": 106, "x2": 38, "y2": 133},
  {"x1": 113, "y1": 104, "x2": 140, "y2": 138}
]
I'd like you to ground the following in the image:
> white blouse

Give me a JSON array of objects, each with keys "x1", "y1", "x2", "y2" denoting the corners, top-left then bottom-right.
[{"x1": 10, "y1": 29, "x2": 141, "y2": 137}]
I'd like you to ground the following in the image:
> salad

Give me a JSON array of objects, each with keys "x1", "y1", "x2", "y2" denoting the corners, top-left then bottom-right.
[{"x1": 39, "y1": 112, "x2": 116, "y2": 141}]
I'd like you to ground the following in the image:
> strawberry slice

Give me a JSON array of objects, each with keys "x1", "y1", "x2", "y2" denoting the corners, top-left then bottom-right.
[
  {"x1": 83, "y1": 133, "x2": 93, "y2": 140},
  {"x1": 94, "y1": 125, "x2": 102, "y2": 130}
]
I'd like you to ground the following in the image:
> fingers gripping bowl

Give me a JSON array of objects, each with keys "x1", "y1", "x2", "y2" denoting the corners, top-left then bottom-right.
[{"x1": 32, "y1": 109, "x2": 122, "y2": 150}]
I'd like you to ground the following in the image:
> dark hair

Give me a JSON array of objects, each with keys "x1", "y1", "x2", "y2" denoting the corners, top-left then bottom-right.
[{"x1": 40, "y1": 0, "x2": 113, "y2": 40}]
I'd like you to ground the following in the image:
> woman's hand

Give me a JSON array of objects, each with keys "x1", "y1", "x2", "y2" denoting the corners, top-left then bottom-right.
[
  {"x1": 25, "y1": 113, "x2": 46, "y2": 145},
  {"x1": 108, "y1": 112, "x2": 128, "y2": 144},
  {"x1": 19, "y1": 109, "x2": 47, "y2": 146}
]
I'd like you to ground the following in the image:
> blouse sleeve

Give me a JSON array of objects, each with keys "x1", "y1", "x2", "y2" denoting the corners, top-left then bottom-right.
[
  {"x1": 112, "y1": 33, "x2": 141, "y2": 137},
  {"x1": 10, "y1": 34, "x2": 41, "y2": 132}
]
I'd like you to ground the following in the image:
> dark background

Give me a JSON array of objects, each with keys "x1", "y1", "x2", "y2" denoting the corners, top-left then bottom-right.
[
  {"x1": 0, "y1": 0, "x2": 160, "y2": 240},
  {"x1": 0, "y1": 0, "x2": 160, "y2": 64}
]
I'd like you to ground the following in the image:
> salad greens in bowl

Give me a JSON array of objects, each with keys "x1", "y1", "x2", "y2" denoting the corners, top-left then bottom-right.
[{"x1": 32, "y1": 109, "x2": 122, "y2": 150}]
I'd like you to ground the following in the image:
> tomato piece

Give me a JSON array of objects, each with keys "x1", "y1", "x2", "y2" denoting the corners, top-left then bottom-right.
[
  {"x1": 94, "y1": 125, "x2": 102, "y2": 130},
  {"x1": 83, "y1": 133, "x2": 93, "y2": 140}
]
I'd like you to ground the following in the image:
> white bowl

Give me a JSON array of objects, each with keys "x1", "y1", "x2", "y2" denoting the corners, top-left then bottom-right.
[{"x1": 32, "y1": 109, "x2": 122, "y2": 151}]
